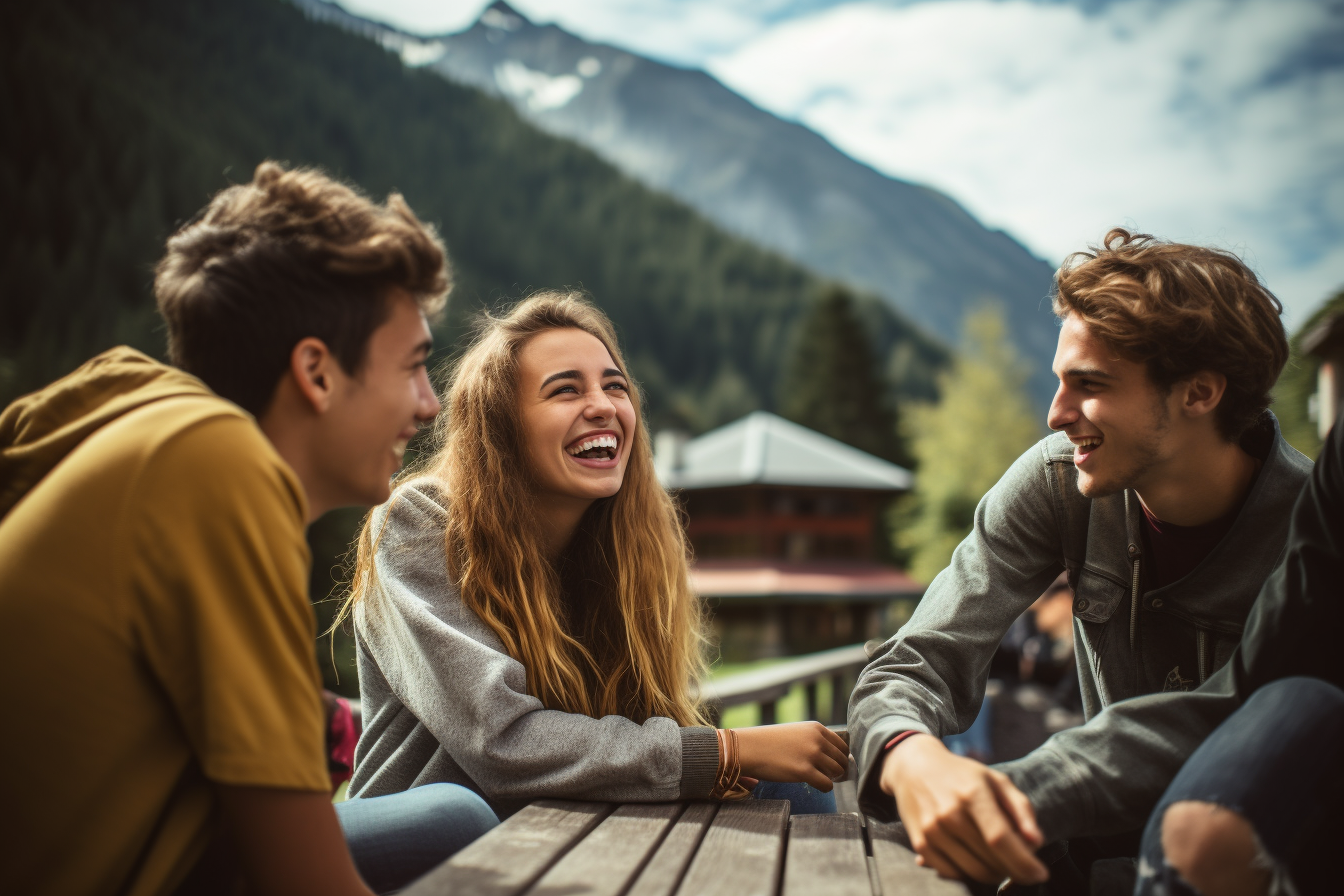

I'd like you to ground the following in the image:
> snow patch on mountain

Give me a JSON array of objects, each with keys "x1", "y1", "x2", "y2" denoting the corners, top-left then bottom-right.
[{"x1": 494, "y1": 60, "x2": 584, "y2": 111}]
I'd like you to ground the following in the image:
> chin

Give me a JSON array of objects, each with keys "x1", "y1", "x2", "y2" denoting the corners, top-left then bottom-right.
[
  {"x1": 359, "y1": 479, "x2": 394, "y2": 507},
  {"x1": 586, "y1": 481, "x2": 623, "y2": 500},
  {"x1": 1075, "y1": 470, "x2": 1123, "y2": 499}
]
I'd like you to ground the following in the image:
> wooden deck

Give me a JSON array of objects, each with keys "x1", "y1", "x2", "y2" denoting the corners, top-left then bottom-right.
[{"x1": 403, "y1": 776, "x2": 969, "y2": 896}]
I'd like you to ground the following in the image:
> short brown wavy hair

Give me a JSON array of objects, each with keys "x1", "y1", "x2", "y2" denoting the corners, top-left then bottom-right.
[
  {"x1": 1054, "y1": 228, "x2": 1287, "y2": 440},
  {"x1": 156, "y1": 161, "x2": 450, "y2": 416}
]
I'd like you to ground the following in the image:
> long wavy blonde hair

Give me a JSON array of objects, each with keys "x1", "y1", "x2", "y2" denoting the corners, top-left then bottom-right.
[{"x1": 343, "y1": 291, "x2": 709, "y2": 725}]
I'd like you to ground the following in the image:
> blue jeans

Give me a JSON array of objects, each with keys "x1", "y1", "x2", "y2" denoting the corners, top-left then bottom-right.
[
  {"x1": 1136, "y1": 677, "x2": 1344, "y2": 896},
  {"x1": 751, "y1": 780, "x2": 837, "y2": 814},
  {"x1": 944, "y1": 692, "x2": 994, "y2": 761},
  {"x1": 336, "y1": 783, "x2": 499, "y2": 894}
]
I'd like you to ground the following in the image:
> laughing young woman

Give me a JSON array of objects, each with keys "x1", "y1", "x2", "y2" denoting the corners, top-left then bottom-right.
[{"x1": 339, "y1": 292, "x2": 848, "y2": 820}]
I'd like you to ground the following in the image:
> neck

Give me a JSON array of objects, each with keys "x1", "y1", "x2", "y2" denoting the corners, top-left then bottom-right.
[
  {"x1": 258, "y1": 389, "x2": 327, "y2": 524},
  {"x1": 533, "y1": 493, "x2": 593, "y2": 563},
  {"x1": 1134, "y1": 433, "x2": 1258, "y2": 527}
]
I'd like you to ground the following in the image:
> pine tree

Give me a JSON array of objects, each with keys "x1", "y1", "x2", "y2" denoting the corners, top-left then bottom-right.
[
  {"x1": 895, "y1": 305, "x2": 1040, "y2": 583},
  {"x1": 779, "y1": 286, "x2": 907, "y2": 464}
]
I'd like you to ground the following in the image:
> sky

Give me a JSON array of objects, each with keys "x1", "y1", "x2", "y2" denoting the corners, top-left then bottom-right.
[{"x1": 338, "y1": 0, "x2": 1344, "y2": 325}]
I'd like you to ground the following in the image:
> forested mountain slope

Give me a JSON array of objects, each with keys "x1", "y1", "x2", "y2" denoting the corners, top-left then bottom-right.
[
  {"x1": 298, "y1": 0, "x2": 1060, "y2": 405},
  {"x1": 0, "y1": 0, "x2": 946, "y2": 431}
]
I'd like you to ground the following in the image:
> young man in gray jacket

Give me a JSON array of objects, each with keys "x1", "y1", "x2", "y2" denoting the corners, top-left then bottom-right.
[{"x1": 847, "y1": 229, "x2": 1313, "y2": 890}]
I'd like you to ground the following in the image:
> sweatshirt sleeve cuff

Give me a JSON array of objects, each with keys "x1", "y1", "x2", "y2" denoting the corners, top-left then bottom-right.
[
  {"x1": 856, "y1": 717, "x2": 933, "y2": 821},
  {"x1": 679, "y1": 726, "x2": 720, "y2": 799}
]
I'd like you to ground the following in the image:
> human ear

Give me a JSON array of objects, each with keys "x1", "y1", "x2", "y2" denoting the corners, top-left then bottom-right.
[
  {"x1": 1181, "y1": 371, "x2": 1228, "y2": 419},
  {"x1": 288, "y1": 337, "x2": 338, "y2": 414}
]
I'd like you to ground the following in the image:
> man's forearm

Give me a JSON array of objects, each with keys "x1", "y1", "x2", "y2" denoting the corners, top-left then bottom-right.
[
  {"x1": 996, "y1": 682, "x2": 1235, "y2": 842},
  {"x1": 847, "y1": 436, "x2": 1068, "y2": 821}
]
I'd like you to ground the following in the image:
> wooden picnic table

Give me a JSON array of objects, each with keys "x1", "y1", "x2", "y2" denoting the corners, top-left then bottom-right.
[{"x1": 401, "y1": 775, "x2": 970, "y2": 896}]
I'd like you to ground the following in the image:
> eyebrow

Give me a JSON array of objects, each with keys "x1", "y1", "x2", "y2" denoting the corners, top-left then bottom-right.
[
  {"x1": 540, "y1": 370, "x2": 580, "y2": 390},
  {"x1": 539, "y1": 368, "x2": 627, "y2": 391},
  {"x1": 1061, "y1": 367, "x2": 1116, "y2": 380}
]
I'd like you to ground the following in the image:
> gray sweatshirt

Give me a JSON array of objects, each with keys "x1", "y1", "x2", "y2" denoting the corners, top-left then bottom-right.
[
  {"x1": 347, "y1": 479, "x2": 720, "y2": 817},
  {"x1": 848, "y1": 414, "x2": 1311, "y2": 841}
]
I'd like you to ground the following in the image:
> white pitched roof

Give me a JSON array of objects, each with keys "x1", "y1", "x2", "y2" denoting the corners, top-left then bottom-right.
[{"x1": 656, "y1": 411, "x2": 912, "y2": 491}]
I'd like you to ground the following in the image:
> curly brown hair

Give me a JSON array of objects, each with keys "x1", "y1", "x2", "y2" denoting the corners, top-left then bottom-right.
[
  {"x1": 155, "y1": 160, "x2": 450, "y2": 416},
  {"x1": 1054, "y1": 228, "x2": 1287, "y2": 440}
]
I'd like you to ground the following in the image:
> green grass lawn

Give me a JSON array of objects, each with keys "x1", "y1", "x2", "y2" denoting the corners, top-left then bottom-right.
[{"x1": 707, "y1": 658, "x2": 842, "y2": 729}]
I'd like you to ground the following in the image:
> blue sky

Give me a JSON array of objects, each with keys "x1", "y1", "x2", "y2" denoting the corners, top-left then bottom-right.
[{"x1": 338, "y1": 0, "x2": 1344, "y2": 325}]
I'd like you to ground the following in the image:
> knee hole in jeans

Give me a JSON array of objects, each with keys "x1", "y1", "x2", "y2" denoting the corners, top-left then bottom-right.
[{"x1": 1161, "y1": 801, "x2": 1267, "y2": 894}]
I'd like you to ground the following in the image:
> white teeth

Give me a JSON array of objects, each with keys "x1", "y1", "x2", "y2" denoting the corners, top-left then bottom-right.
[
  {"x1": 392, "y1": 442, "x2": 407, "y2": 459},
  {"x1": 567, "y1": 434, "x2": 619, "y2": 456}
]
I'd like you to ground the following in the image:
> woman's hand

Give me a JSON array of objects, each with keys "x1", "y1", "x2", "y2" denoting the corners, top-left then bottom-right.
[{"x1": 734, "y1": 722, "x2": 849, "y2": 791}]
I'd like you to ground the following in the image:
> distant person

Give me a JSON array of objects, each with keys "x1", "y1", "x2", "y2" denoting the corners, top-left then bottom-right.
[
  {"x1": 0, "y1": 161, "x2": 495, "y2": 896},
  {"x1": 846, "y1": 229, "x2": 1311, "y2": 892},
  {"x1": 992, "y1": 574, "x2": 1075, "y2": 688},
  {"x1": 1002, "y1": 397, "x2": 1344, "y2": 896},
  {"x1": 339, "y1": 292, "x2": 849, "y2": 818}
]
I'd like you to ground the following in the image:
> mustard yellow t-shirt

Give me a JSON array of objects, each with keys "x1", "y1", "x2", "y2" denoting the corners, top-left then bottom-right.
[{"x1": 0, "y1": 395, "x2": 329, "y2": 895}]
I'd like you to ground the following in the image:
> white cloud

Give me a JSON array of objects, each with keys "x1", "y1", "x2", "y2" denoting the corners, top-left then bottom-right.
[
  {"x1": 335, "y1": 0, "x2": 487, "y2": 34},
  {"x1": 333, "y1": 0, "x2": 776, "y2": 63},
  {"x1": 330, "y1": 0, "x2": 1344, "y2": 321},
  {"x1": 706, "y1": 0, "x2": 1344, "y2": 321}
]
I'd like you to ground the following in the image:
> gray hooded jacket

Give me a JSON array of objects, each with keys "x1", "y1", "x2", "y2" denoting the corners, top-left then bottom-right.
[
  {"x1": 848, "y1": 413, "x2": 1311, "y2": 840},
  {"x1": 347, "y1": 479, "x2": 720, "y2": 819}
]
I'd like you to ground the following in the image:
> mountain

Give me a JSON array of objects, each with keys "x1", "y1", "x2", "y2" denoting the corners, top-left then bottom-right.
[
  {"x1": 3, "y1": 0, "x2": 954, "y2": 694},
  {"x1": 297, "y1": 0, "x2": 1062, "y2": 405},
  {"x1": 0, "y1": 0, "x2": 945, "y2": 430}
]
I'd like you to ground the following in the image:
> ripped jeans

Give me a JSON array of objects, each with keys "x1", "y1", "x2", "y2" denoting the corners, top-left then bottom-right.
[{"x1": 1136, "y1": 677, "x2": 1344, "y2": 896}]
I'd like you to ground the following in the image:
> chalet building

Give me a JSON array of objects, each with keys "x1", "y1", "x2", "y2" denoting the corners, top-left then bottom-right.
[
  {"x1": 1305, "y1": 312, "x2": 1344, "y2": 437},
  {"x1": 656, "y1": 412, "x2": 924, "y2": 663}
]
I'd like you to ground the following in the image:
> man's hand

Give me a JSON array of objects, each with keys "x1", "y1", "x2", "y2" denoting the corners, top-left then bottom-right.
[
  {"x1": 736, "y1": 722, "x2": 850, "y2": 791},
  {"x1": 881, "y1": 733, "x2": 1048, "y2": 885}
]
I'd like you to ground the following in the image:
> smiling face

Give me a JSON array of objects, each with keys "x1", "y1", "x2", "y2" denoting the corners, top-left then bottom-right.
[
  {"x1": 516, "y1": 327, "x2": 636, "y2": 512},
  {"x1": 316, "y1": 290, "x2": 440, "y2": 507},
  {"x1": 1047, "y1": 313, "x2": 1180, "y2": 498}
]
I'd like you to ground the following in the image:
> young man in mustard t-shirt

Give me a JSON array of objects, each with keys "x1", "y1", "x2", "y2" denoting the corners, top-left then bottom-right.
[{"x1": 0, "y1": 162, "x2": 496, "y2": 895}]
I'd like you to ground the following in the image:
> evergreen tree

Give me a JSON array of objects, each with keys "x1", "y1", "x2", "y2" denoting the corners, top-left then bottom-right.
[
  {"x1": 1, "y1": 0, "x2": 950, "y2": 693},
  {"x1": 0, "y1": 0, "x2": 948, "y2": 417},
  {"x1": 895, "y1": 305, "x2": 1040, "y2": 583},
  {"x1": 779, "y1": 286, "x2": 907, "y2": 465}
]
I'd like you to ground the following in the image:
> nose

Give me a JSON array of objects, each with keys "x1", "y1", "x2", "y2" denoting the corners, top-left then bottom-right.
[
  {"x1": 415, "y1": 368, "x2": 441, "y2": 423},
  {"x1": 1046, "y1": 382, "x2": 1076, "y2": 432},
  {"x1": 583, "y1": 384, "x2": 616, "y2": 421}
]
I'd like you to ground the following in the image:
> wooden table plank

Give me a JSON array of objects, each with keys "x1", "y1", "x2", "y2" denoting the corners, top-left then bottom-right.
[
  {"x1": 625, "y1": 802, "x2": 718, "y2": 896},
  {"x1": 402, "y1": 800, "x2": 613, "y2": 896},
  {"x1": 674, "y1": 800, "x2": 791, "y2": 896},
  {"x1": 783, "y1": 813, "x2": 873, "y2": 896},
  {"x1": 867, "y1": 857, "x2": 882, "y2": 896},
  {"x1": 525, "y1": 803, "x2": 685, "y2": 896},
  {"x1": 834, "y1": 757, "x2": 862, "y2": 822},
  {"x1": 867, "y1": 819, "x2": 971, "y2": 896}
]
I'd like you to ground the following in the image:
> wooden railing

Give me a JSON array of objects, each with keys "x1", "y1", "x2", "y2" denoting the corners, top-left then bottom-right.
[
  {"x1": 348, "y1": 642, "x2": 880, "y2": 730},
  {"x1": 697, "y1": 643, "x2": 873, "y2": 726}
]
